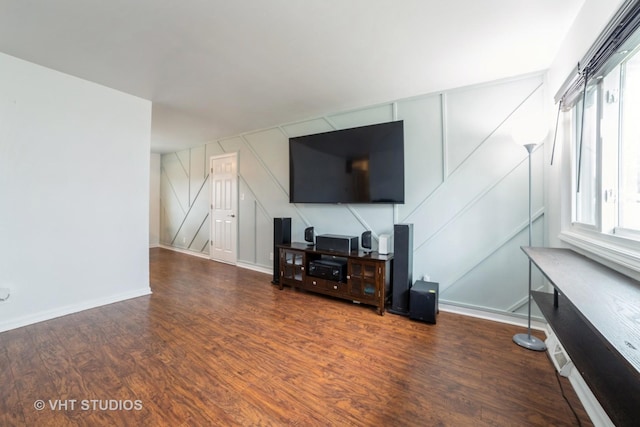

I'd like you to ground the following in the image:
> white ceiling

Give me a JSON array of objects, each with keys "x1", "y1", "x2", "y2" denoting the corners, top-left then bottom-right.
[{"x1": 0, "y1": 0, "x2": 584, "y2": 153}]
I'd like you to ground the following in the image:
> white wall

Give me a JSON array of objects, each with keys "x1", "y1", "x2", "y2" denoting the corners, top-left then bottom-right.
[
  {"x1": 0, "y1": 52, "x2": 152, "y2": 332},
  {"x1": 161, "y1": 73, "x2": 548, "y2": 318},
  {"x1": 150, "y1": 152, "x2": 161, "y2": 247}
]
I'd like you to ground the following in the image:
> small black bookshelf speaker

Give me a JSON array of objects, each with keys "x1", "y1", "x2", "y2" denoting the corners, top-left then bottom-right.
[
  {"x1": 304, "y1": 226, "x2": 315, "y2": 245},
  {"x1": 361, "y1": 231, "x2": 372, "y2": 251},
  {"x1": 272, "y1": 218, "x2": 291, "y2": 284}
]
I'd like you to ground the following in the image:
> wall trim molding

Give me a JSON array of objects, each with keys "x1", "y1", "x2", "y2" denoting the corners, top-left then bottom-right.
[
  {"x1": 0, "y1": 287, "x2": 151, "y2": 333},
  {"x1": 544, "y1": 327, "x2": 614, "y2": 427},
  {"x1": 439, "y1": 302, "x2": 548, "y2": 331},
  {"x1": 236, "y1": 261, "x2": 272, "y2": 275},
  {"x1": 159, "y1": 244, "x2": 210, "y2": 259},
  {"x1": 159, "y1": 244, "x2": 272, "y2": 275}
]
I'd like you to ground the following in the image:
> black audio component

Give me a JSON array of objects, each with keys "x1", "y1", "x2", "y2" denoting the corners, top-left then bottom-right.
[
  {"x1": 315, "y1": 234, "x2": 358, "y2": 254},
  {"x1": 308, "y1": 258, "x2": 347, "y2": 282},
  {"x1": 389, "y1": 223, "x2": 413, "y2": 315},
  {"x1": 272, "y1": 217, "x2": 291, "y2": 285},
  {"x1": 304, "y1": 226, "x2": 315, "y2": 245},
  {"x1": 410, "y1": 280, "x2": 439, "y2": 323},
  {"x1": 361, "y1": 230, "x2": 372, "y2": 251}
]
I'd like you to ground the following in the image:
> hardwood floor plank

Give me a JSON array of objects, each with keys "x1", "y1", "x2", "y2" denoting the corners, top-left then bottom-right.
[
  {"x1": 0, "y1": 248, "x2": 594, "y2": 426},
  {"x1": 0, "y1": 336, "x2": 26, "y2": 427}
]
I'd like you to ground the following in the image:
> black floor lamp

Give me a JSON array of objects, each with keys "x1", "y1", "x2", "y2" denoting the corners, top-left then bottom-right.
[{"x1": 513, "y1": 143, "x2": 546, "y2": 352}]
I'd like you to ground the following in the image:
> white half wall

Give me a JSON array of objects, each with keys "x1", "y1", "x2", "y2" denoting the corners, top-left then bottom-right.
[{"x1": 0, "y1": 52, "x2": 152, "y2": 332}]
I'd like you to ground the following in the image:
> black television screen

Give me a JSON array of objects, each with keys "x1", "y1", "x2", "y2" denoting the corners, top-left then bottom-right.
[{"x1": 289, "y1": 120, "x2": 404, "y2": 204}]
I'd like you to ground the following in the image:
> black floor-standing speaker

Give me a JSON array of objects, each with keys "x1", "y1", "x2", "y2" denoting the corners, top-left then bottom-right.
[
  {"x1": 389, "y1": 223, "x2": 413, "y2": 315},
  {"x1": 272, "y1": 217, "x2": 291, "y2": 285}
]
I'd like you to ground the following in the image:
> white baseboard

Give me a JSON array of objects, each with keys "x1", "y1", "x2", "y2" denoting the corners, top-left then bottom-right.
[
  {"x1": 158, "y1": 245, "x2": 272, "y2": 276},
  {"x1": 236, "y1": 262, "x2": 272, "y2": 275},
  {"x1": 439, "y1": 303, "x2": 548, "y2": 332},
  {"x1": 158, "y1": 244, "x2": 210, "y2": 259},
  {"x1": 0, "y1": 287, "x2": 151, "y2": 333},
  {"x1": 544, "y1": 331, "x2": 614, "y2": 427},
  {"x1": 567, "y1": 368, "x2": 614, "y2": 427}
]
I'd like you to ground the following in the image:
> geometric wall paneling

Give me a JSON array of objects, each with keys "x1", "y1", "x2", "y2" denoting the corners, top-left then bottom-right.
[
  {"x1": 238, "y1": 178, "x2": 258, "y2": 263},
  {"x1": 345, "y1": 204, "x2": 396, "y2": 238},
  {"x1": 244, "y1": 128, "x2": 290, "y2": 197},
  {"x1": 438, "y1": 217, "x2": 545, "y2": 319},
  {"x1": 227, "y1": 135, "x2": 293, "y2": 218},
  {"x1": 396, "y1": 94, "x2": 444, "y2": 220},
  {"x1": 328, "y1": 103, "x2": 394, "y2": 130},
  {"x1": 205, "y1": 140, "x2": 226, "y2": 163},
  {"x1": 160, "y1": 164, "x2": 187, "y2": 245},
  {"x1": 238, "y1": 177, "x2": 272, "y2": 267},
  {"x1": 417, "y1": 151, "x2": 544, "y2": 295},
  {"x1": 281, "y1": 118, "x2": 334, "y2": 138},
  {"x1": 161, "y1": 152, "x2": 190, "y2": 212},
  {"x1": 445, "y1": 74, "x2": 543, "y2": 175},
  {"x1": 217, "y1": 135, "x2": 245, "y2": 154},
  {"x1": 218, "y1": 134, "x2": 304, "y2": 264},
  {"x1": 189, "y1": 145, "x2": 207, "y2": 206},
  {"x1": 181, "y1": 182, "x2": 211, "y2": 253},
  {"x1": 294, "y1": 203, "x2": 371, "y2": 237},
  {"x1": 254, "y1": 202, "x2": 273, "y2": 268},
  {"x1": 237, "y1": 177, "x2": 257, "y2": 263},
  {"x1": 162, "y1": 154, "x2": 211, "y2": 251},
  {"x1": 158, "y1": 72, "x2": 549, "y2": 319},
  {"x1": 406, "y1": 124, "x2": 526, "y2": 252},
  {"x1": 176, "y1": 149, "x2": 191, "y2": 178}
]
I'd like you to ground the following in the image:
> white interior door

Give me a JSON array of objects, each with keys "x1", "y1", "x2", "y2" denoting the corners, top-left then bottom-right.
[{"x1": 210, "y1": 153, "x2": 238, "y2": 265}]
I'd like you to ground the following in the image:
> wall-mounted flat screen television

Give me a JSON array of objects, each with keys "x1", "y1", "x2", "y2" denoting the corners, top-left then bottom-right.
[{"x1": 289, "y1": 120, "x2": 404, "y2": 204}]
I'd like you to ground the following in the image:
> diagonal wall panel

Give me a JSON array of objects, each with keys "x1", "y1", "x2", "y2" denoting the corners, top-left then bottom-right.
[
  {"x1": 446, "y1": 76, "x2": 543, "y2": 174},
  {"x1": 396, "y1": 95, "x2": 444, "y2": 220}
]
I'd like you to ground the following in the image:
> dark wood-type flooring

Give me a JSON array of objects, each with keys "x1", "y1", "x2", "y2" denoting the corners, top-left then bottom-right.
[{"x1": 0, "y1": 248, "x2": 593, "y2": 426}]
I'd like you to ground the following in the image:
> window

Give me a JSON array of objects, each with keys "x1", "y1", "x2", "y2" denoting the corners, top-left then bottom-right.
[
  {"x1": 574, "y1": 85, "x2": 599, "y2": 227},
  {"x1": 571, "y1": 46, "x2": 640, "y2": 240},
  {"x1": 619, "y1": 52, "x2": 640, "y2": 232}
]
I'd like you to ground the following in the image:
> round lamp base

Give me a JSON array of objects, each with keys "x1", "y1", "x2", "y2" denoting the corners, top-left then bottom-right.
[{"x1": 513, "y1": 333, "x2": 547, "y2": 351}]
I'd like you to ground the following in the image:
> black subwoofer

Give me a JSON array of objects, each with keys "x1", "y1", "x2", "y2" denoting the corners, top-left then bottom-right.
[{"x1": 410, "y1": 280, "x2": 439, "y2": 324}]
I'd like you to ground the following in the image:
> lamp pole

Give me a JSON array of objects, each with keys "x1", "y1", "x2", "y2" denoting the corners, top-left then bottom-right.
[{"x1": 513, "y1": 143, "x2": 546, "y2": 351}]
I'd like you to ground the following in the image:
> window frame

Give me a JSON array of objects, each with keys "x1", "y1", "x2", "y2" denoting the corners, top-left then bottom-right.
[{"x1": 562, "y1": 48, "x2": 640, "y2": 273}]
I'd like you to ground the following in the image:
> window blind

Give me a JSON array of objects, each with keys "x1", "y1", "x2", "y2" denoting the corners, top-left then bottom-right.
[{"x1": 555, "y1": 0, "x2": 640, "y2": 110}]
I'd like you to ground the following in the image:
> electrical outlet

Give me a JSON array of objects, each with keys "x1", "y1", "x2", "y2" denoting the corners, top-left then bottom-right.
[
  {"x1": 182, "y1": 237, "x2": 186, "y2": 244},
  {"x1": 269, "y1": 252, "x2": 273, "y2": 261},
  {"x1": 0, "y1": 288, "x2": 10, "y2": 301}
]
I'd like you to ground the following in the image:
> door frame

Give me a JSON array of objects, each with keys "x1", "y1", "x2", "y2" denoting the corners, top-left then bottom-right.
[{"x1": 209, "y1": 152, "x2": 239, "y2": 265}]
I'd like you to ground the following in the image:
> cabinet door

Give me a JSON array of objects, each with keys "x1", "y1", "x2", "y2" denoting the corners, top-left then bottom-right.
[
  {"x1": 280, "y1": 249, "x2": 305, "y2": 285},
  {"x1": 348, "y1": 260, "x2": 378, "y2": 301}
]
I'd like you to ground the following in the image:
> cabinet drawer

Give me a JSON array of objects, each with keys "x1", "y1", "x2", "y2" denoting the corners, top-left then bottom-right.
[
  {"x1": 305, "y1": 276, "x2": 328, "y2": 290},
  {"x1": 326, "y1": 281, "x2": 347, "y2": 294}
]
